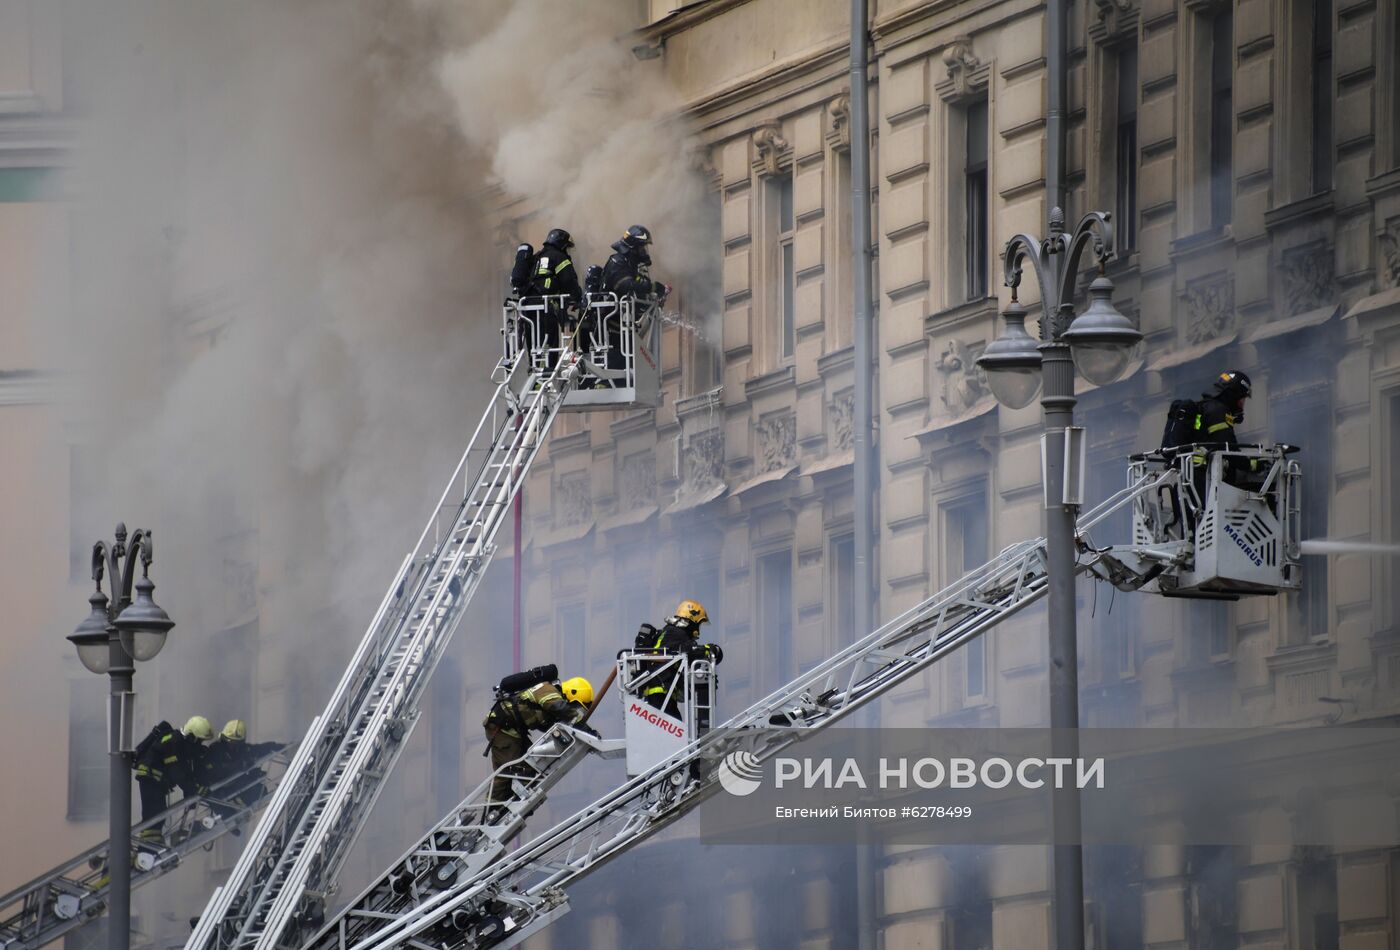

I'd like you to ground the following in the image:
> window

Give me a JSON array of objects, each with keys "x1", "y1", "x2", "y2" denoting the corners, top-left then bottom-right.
[
  {"x1": 832, "y1": 535, "x2": 856, "y2": 644},
  {"x1": 684, "y1": 185, "x2": 724, "y2": 395},
  {"x1": 1209, "y1": 10, "x2": 1234, "y2": 228},
  {"x1": 944, "y1": 490, "x2": 990, "y2": 701},
  {"x1": 67, "y1": 681, "x2": 106, "y2": 820},
  {"x1": 1293, "y1": 854, "x2": 1339, "y2": 950},
  {"x1": 1310, "y1": 0, "x2": 1334, "y2": 193},
  {"x1": 770, "y1": 172, "x2": 796, "y2": 361},
  {"x1": 1187, "y1": 845, "x2": 1239, "y2": 949},
  {"x1": 833, "y1": 151, "x2": 854, "y2": 349},
  {"x1": 1115, "y1": 44, "x2": 1140, "y2": 252},
  {"x1": 965, "y1": 100, "x2": 990, "y2": 299},
  {"x1": 1391, "y1": 393, "x2": 1400, "y2": 628},
  {"x1": 557, "y1": 602, "x2": 586, "y2": 677},
  {"x1": 758, "y1": 550, "x2": 794, "y2": 683},
  {"x1": 1275, "y1": 398, "x2": 1331, "y2": 642}
]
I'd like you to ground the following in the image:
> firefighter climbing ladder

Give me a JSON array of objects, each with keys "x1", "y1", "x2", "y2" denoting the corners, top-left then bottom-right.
[
  {"x1": 0, "y1": 748, "x2": 286, "y2": 950},
  {"x1": 306, "y1": 724, "x2": 623, "y2": 950},
  {"x1": 301, "y1": 465, "x2": 1186, "y2": 950},
  {"x1": 186, "y1": 296, "x2": 656, "y2": 950}
]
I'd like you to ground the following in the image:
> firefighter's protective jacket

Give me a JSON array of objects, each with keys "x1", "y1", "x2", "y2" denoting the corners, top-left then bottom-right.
[
  {"x1": 484, "y1": 682, "x2": 585, "y2": 739},
  {"x1": 527, "y1": 242, "x2": 583, "y2": 305},
  {"x1": 134, "y1": 724, "x2": 206, "y2": 795},
  {"x1": 601, "y1": 241, "x2": 662, "y2": 299}
]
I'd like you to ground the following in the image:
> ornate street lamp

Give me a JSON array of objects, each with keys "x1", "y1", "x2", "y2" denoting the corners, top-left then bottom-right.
[
  {"x1": 67, "y1": 523, "x2": 174, "y2": 950},
  {"x1": 977, "y1": 207, "x2": 1140, "y2": 950}
]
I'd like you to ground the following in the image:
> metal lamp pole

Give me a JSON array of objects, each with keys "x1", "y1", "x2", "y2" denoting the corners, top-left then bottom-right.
[
  {"x1": 69, "y1": 523, "x2": 176, "y2": 950},
  {"x1": 978, "y1": 207, "x2": 1140, "y2": 948}
]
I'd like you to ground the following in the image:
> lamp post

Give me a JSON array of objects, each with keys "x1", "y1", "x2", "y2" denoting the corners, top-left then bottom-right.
[
  {"x1": 976, "y1": 208, "x2": 1140, "y2": 949},
  {"x1": 68, "y1": 522, "x2": 175, "y2": 950}
]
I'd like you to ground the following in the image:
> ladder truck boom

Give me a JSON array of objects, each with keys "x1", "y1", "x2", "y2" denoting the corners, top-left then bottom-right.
[
  {"x1": 0, "y1": 748, "x2": 287, "y2": 950},
  {"x1": 335, "y1": 466, "x2": 1179, "y2": 950},
  {"x1": 186, "y1": 296, "x2": 659, "y2": 950}
]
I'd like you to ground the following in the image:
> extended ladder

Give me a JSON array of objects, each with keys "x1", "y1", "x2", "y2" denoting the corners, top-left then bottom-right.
[
  {"x1": 184, "y1": 341, "x2": 584, "y2": 950},
  {"x1": 306, "y1": 724, "x2": 623, "y2": 950},
  {"x1": 320, "y1": 466, "x2": 1178, "y2": 950},
  {"x1": 0, "y1": 748, "x2": 286, "y2": 950}
]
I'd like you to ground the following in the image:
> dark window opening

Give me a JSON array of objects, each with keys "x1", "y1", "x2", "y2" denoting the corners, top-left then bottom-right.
[
  {"x1": 758, "y1": 550, "x2": 794, "y2": 684},
  {"x1": 1311, "y1": 0, "x2": 1334, "y2": 193},
  {"x1": 1116, "y1": 44, "x2": 1140, "y2": 252},
  {"x1": 1391, "y1": 394, "x2": 1400, "y2": 628},
  {"x1": 1295, "y1": 854, "x2": 1339, "y2": 950},
  {"x1": 945, "y1": 490, "x2": 990, "y2": 699},
  {"x1": 1210, "y1": 11, "x2": 1234, "y2": 228},
  {"x1": 1187, "y1": 845, "x2": 1240, "y2": 950},
  {"x1": 1275, "y1": 400, "x2": 1330, "y2": 641},
  {"x1": 833, "y1": 535, "x2": 855, "y2": 644},
  {"x1": 965, "y1": 100, "x2": 989, "y2": 300},
  {"x1": 773, "y1": 173, "x2": 796, "y2": 360}
]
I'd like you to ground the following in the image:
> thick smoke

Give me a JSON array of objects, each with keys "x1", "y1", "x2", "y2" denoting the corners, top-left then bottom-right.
[{"x1": 54, "y1": 0, "x2": 711, "y2": 722}]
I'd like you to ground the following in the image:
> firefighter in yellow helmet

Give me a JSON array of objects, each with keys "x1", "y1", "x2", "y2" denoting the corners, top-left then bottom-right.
[
  {"x1": 639, "y1": 600, "x2": 723, "y2": 724},
  {"x1": 202, "y1": 719, "x2": 282, "y2": 808},
  {"x1": 483, "y1": 668, "x2": 596, "y2": 805},
  {"x1": 132, "y1": 716, "x2": 214, "y2": 842}
]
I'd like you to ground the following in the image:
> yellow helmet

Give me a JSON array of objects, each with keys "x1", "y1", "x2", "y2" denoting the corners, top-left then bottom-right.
[
  {"x1": 675, "y1": 600, "x2": 709, "y2": 626},
  {"x1": 560, "y1": 676, "x2": 594, "y2": 706},
  {"x1": 221, "y1": 719, "x2": 247, "y2": 742},
  {"x1": 183, "y1": 716, "x2": 214, "y2": 741}
]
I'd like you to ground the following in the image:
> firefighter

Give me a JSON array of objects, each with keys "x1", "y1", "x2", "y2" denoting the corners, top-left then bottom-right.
[
  {"x1": 133, "y1": 715, "x2": 214, "y2": 843},
  {"x1": 524, "y1": 228, "x2": 584, "y2": 359},
  {"x1": 639, "y1": 600, "x2": 722, "y2": 725},
  {"x1": 1191, "y1": 370, "x2": 1255, "y2": 494},
  {"x1": 482, "y1": 674, "x2": 595, "y2": 805},
  {"x1": 203, "y1": 719, "x2": 281, "y2": 807},
  {"x1": 599, "y1": 225, "x2": 670, "y2": 371}
]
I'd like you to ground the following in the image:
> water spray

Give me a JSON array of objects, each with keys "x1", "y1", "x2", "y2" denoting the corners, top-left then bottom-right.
[{"x1": 1299, "y1": 539, "x2": 1400, "y2": 557}]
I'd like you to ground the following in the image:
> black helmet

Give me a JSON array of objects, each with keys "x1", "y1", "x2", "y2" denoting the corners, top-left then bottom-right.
[
  {"x1": 544, "y1": 228, "x2": 574, "y2": 251},
  {"x1": 622, "y1": 225, "x2": 652, "y2": 250},
  {"x1": 1212, "y1": 370, "x2": 1252, "y2": 402}
]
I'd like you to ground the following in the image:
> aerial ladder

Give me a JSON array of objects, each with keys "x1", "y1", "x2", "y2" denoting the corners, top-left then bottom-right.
[
  {"x1": 183, "y1": 294, "x2": 660, "y2": 950},
  {"x1": 309, "y1": 441, "x2": 1302, "y2": 950},
  {"x1": 0, "y1": 747, "x2": 286, "y2": 950}
]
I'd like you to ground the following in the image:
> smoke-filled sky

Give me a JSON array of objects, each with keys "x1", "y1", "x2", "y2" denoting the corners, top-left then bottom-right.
[{"x1": 47, "y1": 0, "x2": 713, "y2": 717}]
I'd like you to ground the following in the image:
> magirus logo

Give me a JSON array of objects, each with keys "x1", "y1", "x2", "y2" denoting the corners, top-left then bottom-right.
[{"x1": 717, "y1": 750, "x2": 764, "y2": 797}]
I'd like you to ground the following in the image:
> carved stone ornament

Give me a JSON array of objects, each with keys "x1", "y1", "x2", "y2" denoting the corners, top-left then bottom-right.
[
  {"x1": 751, "y1": 123, "x2": 792, "y2": 178},
  {"x1": 1377, "y1": 220, "x2": 1400, "y2": 290},
  {"x1": 937, "y1": 36, "x2": 989, "y2": 103},
  {"x1": 754, "y1": 412, "x2": 796, "y2": 473},
  {"x1": 936, "y1": 339, "x2": 990, "y2": 416},
  {"x1": 1184, "y1": 276, "x2": 1235, "y2": 344},
  {"x1": 1278, "y1": 241, "x2": 1336, "y2": 316},
  {"x1": 554, "y1": 472, "x2": 592, "y2": 527},
  {"x1": 683, "y1": 429, "x2": 724, "y2": 493},
  {"x1": 1089, "y1": 0, "x2": 1139, "y2": 42},
  {"x1": 619, "y1": 453, "x2": 656, "y2": 509},
  {"x1": 825, "y1": 95, "x2": 851, "y2": 151},
  {"x1": 689, "y1": 145, "x2": 720, "y2": 188},
  {"x1": 830, "y1": 391, "x2": 855, "y2": 452}
]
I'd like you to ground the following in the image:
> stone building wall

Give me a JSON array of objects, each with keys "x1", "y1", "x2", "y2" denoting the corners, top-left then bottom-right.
[{"x1": 518, "y1": 0, "x2": 1400, "y2": 947}]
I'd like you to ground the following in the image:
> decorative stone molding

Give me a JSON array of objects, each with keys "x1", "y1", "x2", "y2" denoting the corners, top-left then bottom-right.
[
  {"x1": 1088, "y1": 0, "x2": 1139, "y2": 43},
  {"x1": 554, "y1": 472, "x2": 592, "y2": 527},
  {"x1": 689, "y1": 144, "x2": 720, "y2": 189},
  {"x1": 825, "y1": 95, "x2": 851, "y2": 151},
  {"x1": 829, "y1": 391, "x2": 854, "y2": 452},
  {"x1": 683, "y1": 428, "x2": 724, "y2": 493},
  {"x1": 1278, "y1": 241, "x2": 1336, "y2": 316},
  {"x1": 936, "y1": 37, "x2": 990, "y2": 103},
  {"x1": 936, "y1": 339, "x2": 990, "y2": 417},
  {"x1": 750, "y1": 124, "x2": 791, "y2": 178},
  {"x1": 1183, "y1": 275, "x2": 1235, "y2": 344},
  {"x1": 618, "y1": 453, "x2": 656, "y2": 509},
  {"x1": 1379, "y1": 220, "x2": 1400, "y2": 289},
  {"x1": 754, "y1": 412, "x2": 796, "y2": 472}
]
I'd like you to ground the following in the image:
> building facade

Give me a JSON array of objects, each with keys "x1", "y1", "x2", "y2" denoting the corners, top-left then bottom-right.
[{"x1": 512, "y1": 0, "x2": 1400, "y2": 946}]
